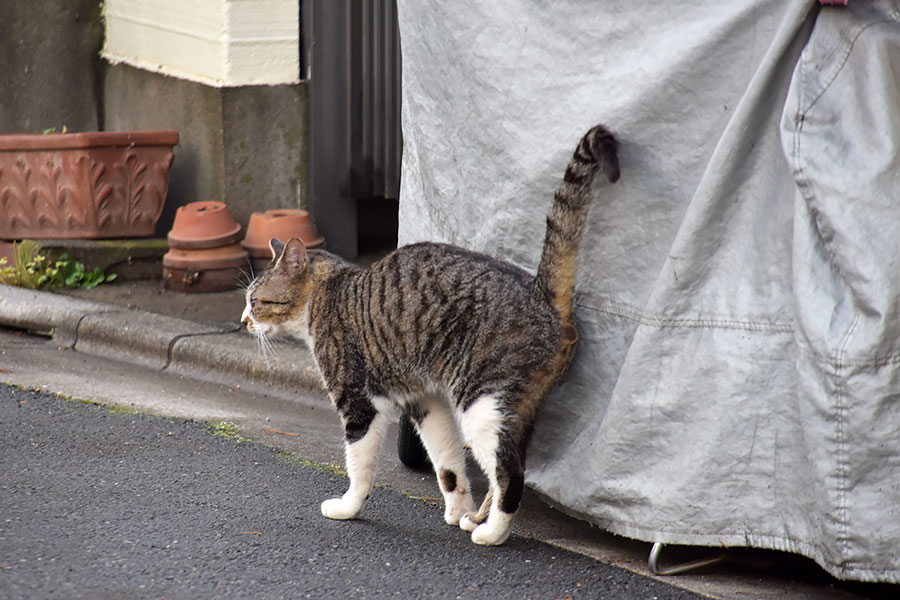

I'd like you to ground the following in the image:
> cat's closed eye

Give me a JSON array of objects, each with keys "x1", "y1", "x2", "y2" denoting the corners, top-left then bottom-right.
[{"x1": 251, "y1": 297, "x2": 291, "y2": 307}]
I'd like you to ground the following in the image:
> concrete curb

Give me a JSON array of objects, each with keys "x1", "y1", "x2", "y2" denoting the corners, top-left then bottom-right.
[{"x1": 0, "y1": 285, "x2": 325, "y2": 394}]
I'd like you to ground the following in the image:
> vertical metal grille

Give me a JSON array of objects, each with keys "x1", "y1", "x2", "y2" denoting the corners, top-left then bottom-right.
[
  {"x1": 358, "y1": 0, "x2": 402, "y2": 200},
  {"x1": 306, "y1": 0, "x2": 401, "y2": 257}
]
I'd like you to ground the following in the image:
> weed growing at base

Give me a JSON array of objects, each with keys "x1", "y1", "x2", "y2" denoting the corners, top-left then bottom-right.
[
  {"x1": 0, "y1": 247, "x2": 116, "y2": 290},
  {"x1": 208, "y1": 420, "x2": 252, "y2": 443},
  {"x1": 276, "y1": 451, "x2": 347, "y2": 477}
]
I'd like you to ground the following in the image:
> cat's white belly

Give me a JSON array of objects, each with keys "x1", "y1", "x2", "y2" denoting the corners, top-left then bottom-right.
[
  {"x1": 372, "y1": 383, "x2": 448, "y2": 423},
  {"x1": 371, "y1": 396, "x2": 401, "y2": 422}
]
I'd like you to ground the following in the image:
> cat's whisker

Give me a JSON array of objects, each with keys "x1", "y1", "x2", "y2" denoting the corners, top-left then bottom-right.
[
  {"x1": 244, "y1": 255, "x2": 257, "y2": 278},
  {"x1": 234, "y1": 268, "x2": 255, "y2": 291},
  {"x1": 254, "y1": 329, "x2": 279, "y2": 367},
  {"x1": 262, "y1": 333, "x2": 278, "y2": 363},
  {"x1": 253, "y1": 330, "x2": 268, "y2": 366}
]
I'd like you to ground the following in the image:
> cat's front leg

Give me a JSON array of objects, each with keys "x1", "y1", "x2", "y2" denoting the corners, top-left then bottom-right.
[{"x1": 321, "y1": 407, "x2": 388, "y2": 520}]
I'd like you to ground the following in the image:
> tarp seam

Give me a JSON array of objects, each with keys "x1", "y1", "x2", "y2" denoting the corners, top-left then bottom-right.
[
  {"x1": 578, "y1": 300, "x2": 794, "y2": 332},
  {"x1": 835, "y1": 312, "x2": 859, "y2": 565},
  {"x1": 583, "y1": 301, "x2": 900, "y2": 366}
]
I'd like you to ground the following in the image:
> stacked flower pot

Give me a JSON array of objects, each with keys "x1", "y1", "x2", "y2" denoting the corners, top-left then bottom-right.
[{"x1": 162, "y1": 201, "x2": 249, "y2": 293}]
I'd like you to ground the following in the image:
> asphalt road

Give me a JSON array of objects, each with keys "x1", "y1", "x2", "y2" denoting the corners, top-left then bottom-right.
[{"x1": 0, "y1": 384, "x2": 706, "y2": 600}]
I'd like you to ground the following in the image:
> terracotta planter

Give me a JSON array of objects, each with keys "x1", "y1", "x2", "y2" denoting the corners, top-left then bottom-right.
[
  {"x1": 0, "y1": 130, "x2": 178, "y2": 240},
  {"x1": 242, "y1": 209, "x2": 323, "y2": 271},
  {"x1": 167, "y1": 200, "x2": 242, "y2": 249}
]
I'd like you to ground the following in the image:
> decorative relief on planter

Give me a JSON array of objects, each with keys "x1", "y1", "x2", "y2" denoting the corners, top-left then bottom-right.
[{"x1": 0, "y1": 131, "x2": 178, "y2": 239}]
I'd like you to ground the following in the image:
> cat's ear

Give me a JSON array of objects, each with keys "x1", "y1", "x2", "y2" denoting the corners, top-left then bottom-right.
[
  {"x1": 269, "y1": 237, "x2": 286, "y2": 260},
  {"x1": 276, "y1": 237, "x2": 309, "y2": 274}
]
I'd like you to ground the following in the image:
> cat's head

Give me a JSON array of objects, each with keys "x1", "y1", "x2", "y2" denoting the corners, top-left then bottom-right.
[{"x1": 241, "y1": 237, "x2": 313, "y2": 339}]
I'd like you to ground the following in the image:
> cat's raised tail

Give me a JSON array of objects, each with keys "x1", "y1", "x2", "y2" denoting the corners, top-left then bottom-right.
[{"x1": 534, "y1": 124, "x2": 619, "y2": 333}]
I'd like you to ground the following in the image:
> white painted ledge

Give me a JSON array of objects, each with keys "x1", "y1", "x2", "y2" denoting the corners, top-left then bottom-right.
[{"x1": 102, "y1": 0, "x2": 300, "y2": 87}]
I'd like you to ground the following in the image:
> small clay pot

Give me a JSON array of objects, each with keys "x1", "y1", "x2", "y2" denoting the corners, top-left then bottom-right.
[
  {"x1": 162, "y1": 243, "x2": 248, "y2": 270},
  {"x1": 167, "y1": 201, "x2": 242, "y2": 249},
  {"x1": 162, "y1": 242, "x2": 249, "y2": 293},
  {"x1": 242, "y1": 209, "x2": 324, "y2": 259},
  {"x1": 162, "y1": 266, "x2": 246, "y2": 294}
]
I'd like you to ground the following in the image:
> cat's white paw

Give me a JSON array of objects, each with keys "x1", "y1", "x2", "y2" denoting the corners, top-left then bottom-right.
[
  {"x1": 459, "y1": 513, "x2": 479, "y2": 532},
  {"x1": 321, "y1": 497, "x2": 361, "y2": 520},
  {"x1": 444, "y1": 508, "x2": 461, "y2": 526},
  {"x1": 444, "y1": 493, "x2": 476, "y2": 526},
  {"x1": 470, "y1": 512, "x2": 514, "y2": 546},
  {"x1": 471, "y1": 522, "x2": 512, "y2": 546}
]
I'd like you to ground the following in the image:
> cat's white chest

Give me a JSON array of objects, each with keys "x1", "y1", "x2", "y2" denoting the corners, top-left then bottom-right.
[
  {"x1": 285, "y1": 302, "x2": 314, "y2": 350},
  {"x1": 283, "y1": 302, "x2": 324, "y2": 385}
]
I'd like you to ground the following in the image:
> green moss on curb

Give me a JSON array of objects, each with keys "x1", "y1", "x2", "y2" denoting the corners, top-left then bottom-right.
[
  {"x1": 276, "y1": 451, "x2": 347, "y2": 477},
  {"x1": 208, "y1": 420, "x2": 252, "y2": 443}
]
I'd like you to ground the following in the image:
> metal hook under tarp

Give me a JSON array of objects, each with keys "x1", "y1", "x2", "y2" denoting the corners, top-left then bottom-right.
[{"x1": 648, "y1": 542, "x2": 728, "y2": 575}]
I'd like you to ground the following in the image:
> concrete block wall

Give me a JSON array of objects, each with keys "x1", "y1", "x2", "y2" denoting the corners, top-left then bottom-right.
[
  {"x1": 103, "y1": 64, "x2": 309, "y2": 237},
  {"x1": 0, "y1": 1, "x2": 309, "y2": 240},
  {"x1": 0, "y1": 0, "x2": 103, "y2": 134}
]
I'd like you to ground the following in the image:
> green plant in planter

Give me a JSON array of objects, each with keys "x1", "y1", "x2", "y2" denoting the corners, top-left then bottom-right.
[{"x1": 0, "y1": 244, "x2": 116, "y2": 290}]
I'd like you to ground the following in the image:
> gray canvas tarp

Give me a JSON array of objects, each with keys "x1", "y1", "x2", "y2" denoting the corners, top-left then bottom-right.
[{"x1": 395, "y1": 0, "x2": 900, "y2": 583}]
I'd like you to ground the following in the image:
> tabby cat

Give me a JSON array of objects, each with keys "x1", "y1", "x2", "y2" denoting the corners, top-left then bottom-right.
[{"x1": 242, "y1": 124, "x2": 619, "y2": 545}]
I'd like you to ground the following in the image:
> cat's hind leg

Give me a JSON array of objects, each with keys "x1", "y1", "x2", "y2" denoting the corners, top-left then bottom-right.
[
  {"x1": 458, "y1": 488, "x2": 491, "y2": 532},
  {"x1": 457, "y1": 395, "x2": 522, "y2": 546},
  {"x1": 321, "y1": 402, "x2": 388, "y2": 520},
  {"x1": 409, "y1": 396, "x2": 475, "y2": 526}
]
